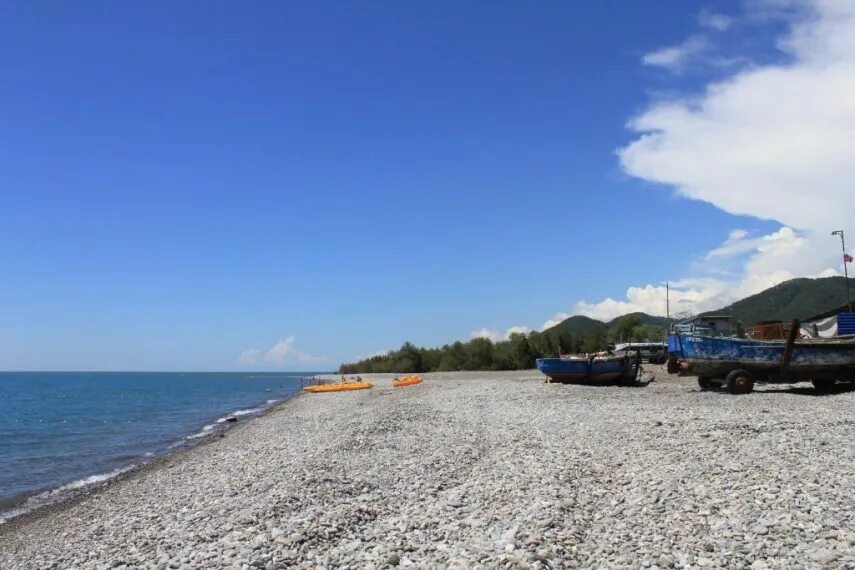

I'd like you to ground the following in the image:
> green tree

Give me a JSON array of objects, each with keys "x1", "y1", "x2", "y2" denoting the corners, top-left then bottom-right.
[
  {"x1": 508, "y1": 333, "x2": 535, "y2": 369},
  {"x1": 465, "y1": 338, "x2": 494, "y2": 370},
  {"x1": 437, "y1": 341, "x2": 467, "y2": 371},
  {"x1": 396, "y1": 342, "x2": 423, "y2": 372}
]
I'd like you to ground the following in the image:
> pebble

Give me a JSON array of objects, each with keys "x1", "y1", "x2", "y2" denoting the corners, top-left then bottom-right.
[{"x1": 1, "y1": 369, "x2": 854, "y2": 568}]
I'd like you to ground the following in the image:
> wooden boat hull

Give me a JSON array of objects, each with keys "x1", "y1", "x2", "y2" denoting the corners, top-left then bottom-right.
[
  {"x1": 536, "y1": 356, "x2": 637, "y2": 384},
  {"x1": 678, "y1": 334, "x2": 855, "y2": 381},
  {"x1": 303, "y1": 381, "x2": 373, "y2": 393},
  {"x1": 393, "y1": 375, "x2": 423, "y2": 388}
]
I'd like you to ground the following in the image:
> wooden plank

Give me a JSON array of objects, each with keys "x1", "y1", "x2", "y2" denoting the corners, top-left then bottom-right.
[{"x1": 779, "y1": 319, "x2": 800, "y2": 379}]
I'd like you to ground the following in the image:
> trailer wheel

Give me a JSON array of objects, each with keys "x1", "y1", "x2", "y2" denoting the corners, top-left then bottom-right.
[
  {"x1": 666, "y1": 357, "x2": 680, "y2": 374},
  {"x1": 812, "y1": 379, "x2": 836, "y2": 393},
  {"x1": 697, "y1": 377, "x2": 714, "y2": 390},
  {"x1": 725, "y1": 369, "x2": 754, "y2": 394}
]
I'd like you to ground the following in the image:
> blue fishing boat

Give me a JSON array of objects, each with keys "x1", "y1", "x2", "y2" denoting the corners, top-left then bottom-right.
[
  {"x1": 536, "y1": 354, "x2": 639, "y2": 384},
  {"x1": 676, "y1": 331, "x2": 855, "y2": 393}
]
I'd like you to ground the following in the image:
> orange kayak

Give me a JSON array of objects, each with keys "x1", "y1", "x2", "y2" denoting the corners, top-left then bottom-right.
[
  {"x1": 304, "y1": 381, "x2": 373, "y2": 393},
  {"x1": 393, "y1": 375, "x2": 423, "y2": 388}
]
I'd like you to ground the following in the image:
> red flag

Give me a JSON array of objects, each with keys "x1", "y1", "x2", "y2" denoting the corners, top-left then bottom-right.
[{"x1": 845, "y1": 253, "x2": 854, "y2": 263}]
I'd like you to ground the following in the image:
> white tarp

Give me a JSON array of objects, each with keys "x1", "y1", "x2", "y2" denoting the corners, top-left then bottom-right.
[{"x1": 800, "y1": 315, "x2": 838, "y2": 338}]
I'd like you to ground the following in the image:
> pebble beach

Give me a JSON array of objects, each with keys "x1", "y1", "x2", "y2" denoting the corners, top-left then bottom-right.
[{"x1": 2, "y1": 370, "x2": 854, "y2": 569}]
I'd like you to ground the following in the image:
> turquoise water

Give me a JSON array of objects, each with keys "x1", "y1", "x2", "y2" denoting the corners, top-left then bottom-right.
[{"x1": 0, "y1": 372, "x2": 310, "y2": 518}]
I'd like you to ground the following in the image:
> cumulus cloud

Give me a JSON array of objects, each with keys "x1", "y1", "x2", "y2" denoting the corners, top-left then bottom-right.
[
  {"x1": 576, "y1": 0, "x2": 849, "y2": 321},
  {"x1": 540, "y1": 314, "x2": 571, "y2": 331},
  {"x1": 504, "y1": 325, "x2": 533, "y2": 337},
  {"x1": 470, "y1": 326, "x2": 533, "y2": 342},
  {"x1": 570, "y1": 277, "x2": 733, "y2": 322},
  {"x1": 570, "y1": 226, "x2": 840, "y2": 321},
  {"x1": 623, "y1": 1, "x2": 855, "y2": 232},
  {"x1": 237, "y1": 335, "x2": 327, "y2": 367}
]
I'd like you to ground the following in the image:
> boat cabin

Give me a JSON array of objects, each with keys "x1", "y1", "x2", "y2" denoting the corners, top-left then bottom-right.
[{"x1": 611, "y1": 342, "x2": 667, "y2": 363}]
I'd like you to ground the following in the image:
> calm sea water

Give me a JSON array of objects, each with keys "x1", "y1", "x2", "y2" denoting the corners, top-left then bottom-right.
[{"x1": 0, "y1": 372, "x2": 310, "y2": 519}]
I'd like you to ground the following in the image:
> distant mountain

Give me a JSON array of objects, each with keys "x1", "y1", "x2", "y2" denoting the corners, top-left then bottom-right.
[
  {"x1": 543, "y1": 312, "x2": 667, "y2": 335},
  {"x1": 544, "y1": 315, "x2": 607, "y2": 336},
  {"x1": 706, "y1": 276, "x2": 855, "y2": 324},
  {"x1": 543, "y1": 277, "x2": 854, "y2": 335},
  {"x1": 607, "y1": 312, "x2": 669, "y2": 329}
]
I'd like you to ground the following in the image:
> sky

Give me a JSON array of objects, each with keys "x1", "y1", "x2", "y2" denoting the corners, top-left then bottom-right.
[{"x1": 1, "y1": 0, "x2": 852, "y2": 370}]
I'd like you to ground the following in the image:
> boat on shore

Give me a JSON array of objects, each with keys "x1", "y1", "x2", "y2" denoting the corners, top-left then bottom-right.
[
  {"x1": 676, "y1": 324, "x2": 855, "y2": 393},
  {"x1": 393, "y1": 375, "x2": 423, "y2": 388},
  {"x1": 303, "y1": 379, "x2": 373, "y2": 393},
  {"x1": 536, "y1": 353, "x2": 639, "y2": 384}
]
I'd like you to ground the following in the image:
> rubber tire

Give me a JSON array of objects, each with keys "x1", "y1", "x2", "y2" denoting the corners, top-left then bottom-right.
[
  {"x1": 666, "y1": 357, "x2": 681, "y2": 374},
  {"x1": 697, "y1": 377, "x2": 714, "y2": 390},
  {"x1": 812, "y1": 379, "x2": 836, "y2": 393},
  {"x1": 725, "y1": 369, "x2": 754, "y2": 395}
]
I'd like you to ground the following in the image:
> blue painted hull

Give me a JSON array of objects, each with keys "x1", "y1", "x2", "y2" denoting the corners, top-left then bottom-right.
[
  {"x1": 678, "y1": 334, "x2": 855, "y2": 380},
  {"x1": 536, "y1": 356, "x2": 637, "y2": 383},
  {"x1": 667, "y1": 334, "x2": 684, "y2": 359}
]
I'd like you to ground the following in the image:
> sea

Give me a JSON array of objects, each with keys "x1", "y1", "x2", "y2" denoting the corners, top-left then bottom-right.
[{"x1": 0, "y1": 371, "x2": 314, "y2": 522}]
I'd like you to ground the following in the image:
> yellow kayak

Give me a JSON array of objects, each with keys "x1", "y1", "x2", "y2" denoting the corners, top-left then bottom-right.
[
  {"x1": 304, "y1": 381, "x2": 373, "y2": 393},
  {"x1": 393, "y1": 375, "x2": 423, "y2": 388}
]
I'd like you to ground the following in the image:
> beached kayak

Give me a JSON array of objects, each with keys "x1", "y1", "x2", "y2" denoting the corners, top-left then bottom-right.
[
  {"x1": 303, "y1": 381, "x2": 373, "y2": 393},
  {"x1": 393, "y1": 375, "x2": 423, "y2": 388}
]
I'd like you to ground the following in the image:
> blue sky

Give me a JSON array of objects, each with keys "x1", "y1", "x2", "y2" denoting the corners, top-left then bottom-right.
[{"x1": 2, "y1": 1, "x2": 851, "y2": 370}]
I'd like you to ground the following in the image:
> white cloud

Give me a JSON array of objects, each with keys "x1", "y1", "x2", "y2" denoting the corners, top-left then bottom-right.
[
  {"x1": 571, "y1": 225, "x2": 839, "y2": 322},
  {"x1": 576, "y1": 0, "x2": 850, "y2": 322},
  {"x1": 572, "y1": 277, "x2": 733, "y2": 322},
  {"x1": 623, "y1": 1, "x2": 855, "y2": 232},
  {"x1": 470, "y1": 326, "x2": 534, "y2": 342},
  {"x1": 698, "y1": 9, "x2": 734, "y2": 31},
  {"x1": 470, "y1": 328, "x2": 502, "y2": 342},
  {"x1": 358, "y1": 349, "x2": 390, "y2": 360},
  {"x1": 464, "y1": 1, "x2": 851, "y2": 334},
  {"x1": 237, "y1": 348, "x2": 262, "y2": 365},
  {"x1": 643, "y1": 35, "x2": 709, "y2": 71},
  {"x1": 237, "y1": 335, "x2": 327, "y2": 367},
  {"x1": 541, "y1": 313, "x2": 571, "y2": 331},
  {"x1": 504, "y1": 325, "x2": 532, "y2": 338}
]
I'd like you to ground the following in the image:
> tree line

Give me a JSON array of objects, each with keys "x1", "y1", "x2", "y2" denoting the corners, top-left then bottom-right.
[{"x1": 338, "y1": 315, "x2": 664, "y2": 374}]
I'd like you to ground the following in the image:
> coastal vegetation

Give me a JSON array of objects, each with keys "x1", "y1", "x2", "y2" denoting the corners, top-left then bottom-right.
[
  {"x1": 338, "y1": 314, "x2": 664, "y2": 374},
  {"x1": 339, "y1": 277, "x2": 855, "y2": 374}
]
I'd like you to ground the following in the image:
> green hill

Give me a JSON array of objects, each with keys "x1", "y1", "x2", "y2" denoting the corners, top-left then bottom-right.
[
  {"x1": 545, "y1": 315, "x2": 607, "y2": 336},
  {"x1": 543, "y1": 312, "x2": 667, "y2": 336},
  {"x1": 607, "y1": 312, "x2": 669, "y2": 329},
  {"x1": 707, "y1": 276, "x2": 855, "y2": 324},
  {"x1": 543, "y1": 277, "x2": 854, "y2": 335},
  {"x1": 543, "y1": 311, "x2": 667, "y2": 344}
]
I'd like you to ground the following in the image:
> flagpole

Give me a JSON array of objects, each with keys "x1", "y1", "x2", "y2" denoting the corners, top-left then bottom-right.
[{"x1": 832, "y1": 230, "x2": 852, "y2": 312}]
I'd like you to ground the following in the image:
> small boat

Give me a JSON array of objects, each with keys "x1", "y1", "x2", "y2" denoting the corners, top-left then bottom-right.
[
  {"x1": 303, "y1": 380, "x2": 373, "y2": 393},
  {"x1": 393, "y1": 375, "x2": 423, "y2": 388},
  {"x1": 536, "y1": 354, "x2": 639, "y2": 384}
]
